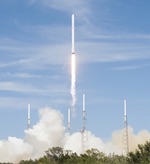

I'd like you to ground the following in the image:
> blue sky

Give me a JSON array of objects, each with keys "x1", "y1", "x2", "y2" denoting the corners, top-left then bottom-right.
[{"x1": 0, "y1": 0, "x2": 150, "y2": 140}]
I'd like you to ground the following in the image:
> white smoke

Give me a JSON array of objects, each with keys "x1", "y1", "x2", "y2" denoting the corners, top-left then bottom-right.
[
  {"x1": 111, "y1": 126, "x2": 150, "y2": 152},
  {"x1": 64, "y1": 131, "x2": 122, "y2": 155},
  {"x1": 0, "y1": 137, "x2": 33, "y2": 163},
  {"x1": 24, "y1": 108, "x2": 66, "y2": 159},
  {"x1": 0, "y1": 108, "x2": 66, "y2": 163},
  {"x1": 0, "y1": 107, "x2": 150, "y2": 163}
]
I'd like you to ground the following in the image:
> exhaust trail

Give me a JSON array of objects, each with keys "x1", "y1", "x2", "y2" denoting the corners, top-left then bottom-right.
[{"x1": 71, "y1": 53, "x2": 76, "y2": 107}]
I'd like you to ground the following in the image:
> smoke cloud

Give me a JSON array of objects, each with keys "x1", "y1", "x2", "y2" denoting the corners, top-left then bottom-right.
[
  {"x1": 111, "y1": 126, "x2": 150, "y2": 152},
  {"x1": 0, "y1": 107, "x2": 150, "y2": 163}
]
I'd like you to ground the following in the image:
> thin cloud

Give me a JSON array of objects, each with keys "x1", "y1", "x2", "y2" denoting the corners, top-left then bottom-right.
[
  {"x1": 0, "y1": 72, "x2": 42, "y2": 78},
  {"x1": 0, "y1": 81, "x2": 38, "y2": 93},
  {"x1": 77, "y1": 41, "x2": 150, "y2": 63},
  {"x1": 0, "y1": 96, "x2": 69, "y2": 110},
  {"x1": 82, "y1": 32, "x2": 150, "y2": 40},
  {"x1": 1, "y1": 37, "x2": 150, "y2": 70},
  {"x1": 1, "y1": 2, "x2": 150, "y2": 69},
  {"x1": 28, "y1": 0, "x2": 91, "y2": 18},
  {"x1": 9, "y1": 73, "x2": 61, "y2": 80},
  {"x1": 1, "y1": 33, "x2": 150, "y2": 69},
  {"x1": 112, "y1": 63, "x2": 150, "y2": 71},
  {"x1": 0, "y1": 81, "x2": 68, "y2": 95},
  {"x1": 14, "y1": 21, "x2": 70, "y2": 43},
  {"x1": 113, "y1": 65, "x2": 140, "y2": 71},
  {"x1": 0, "y1": 39, "x2": 70, "y2": 69}
]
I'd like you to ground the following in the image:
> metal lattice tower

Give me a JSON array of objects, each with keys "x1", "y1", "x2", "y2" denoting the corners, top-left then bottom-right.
[
  {"x1": 122, "y1": 100, "x2": 129, "y2": 155},
  {"x1": 67, "y1": 108, "x2": 71, "y2": 132},
  {"x1": 81, "y1": 94, "x2": 87, "y2": 153},
  {"x1": 27, "y1": 104, "x2": 31, "y2": 129}
]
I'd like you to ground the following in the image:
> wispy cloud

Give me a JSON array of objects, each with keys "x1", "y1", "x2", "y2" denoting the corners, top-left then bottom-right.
[
  {"x1": 1, "y1": 35, "x2": 150, "y2": 71},
  {"x1": 0, "y1": 81, "x2": 39, "y2": 93},
  {"x1": 113, "y1": 65, "x2": 140, "y2": 71},
  {"x1": 77, "y1": 41, "x2": 150, "y2": 63},
  {"x1": 0, "y1": 72, "x2": 42, "y2": 78},
  {"x1": 14, "y1": 20, "x2": 71, "y2": 43},
  {"x1": 0, "y1": 37, "x2": 70, "y2": 69},
  {"x1": 0, "y1": 81, "x2": 68, "y2": 95},
  {"x1": 0, "y1": 96, "x2": 69, "y2": 110},
  {"x1": 112, "y1": 63, "x2": 150, "y2": 71},
  {"x1": 1, "y1": 1, "x2": 150, "y2": 70},
  {"x1": 28, "y1": 0, "x2": 91, "y2": 18},
  {"x1": 81, "y1": 32, "x2": 150, "y2": 40}
]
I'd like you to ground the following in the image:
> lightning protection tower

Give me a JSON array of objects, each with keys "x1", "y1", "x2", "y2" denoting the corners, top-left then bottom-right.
[
  {"x1": 81, "y1": 94, "x2": 87, "y2": 153},
  {"x1": 122, "y1": 100, "x2": 129, "y2": 155},
  {"x1": 27, "y1": 104, "x2": 31, "y2": 129},
  {"x1": 67, "y1": 108, "x2": 71, "y2": 132}
]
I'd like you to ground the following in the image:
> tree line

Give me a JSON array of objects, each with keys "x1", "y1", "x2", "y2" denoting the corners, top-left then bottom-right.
[{"x1": 1, "y1": 141, "x2": 150, "y2": 164}]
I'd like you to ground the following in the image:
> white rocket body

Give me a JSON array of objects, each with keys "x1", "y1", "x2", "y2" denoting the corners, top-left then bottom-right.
[{"x1": 72, "y1": 14, "x2": 75, "y2": 54}]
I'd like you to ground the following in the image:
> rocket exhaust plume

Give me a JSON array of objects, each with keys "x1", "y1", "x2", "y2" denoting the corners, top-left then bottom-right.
[
  {"x1": 70, "y1": 14, "x2": 76, "y2": 108},
  {"x1": 1, "y1": 107, "x2": 150, "y2": 163}
]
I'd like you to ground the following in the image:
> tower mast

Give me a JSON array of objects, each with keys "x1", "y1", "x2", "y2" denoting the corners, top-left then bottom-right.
[
  {"x1": 81, "y1": 94, "x2": 87, "y2": 153},
  {"x1": 67, "y1": 108, "x2": 71, "y2": 132},
  {"x1": 27, "y1": 104, "x2": 30, "y2": 129},
  {"x1": 123, "y1": 100, "x2": 129, "y2": 155}
]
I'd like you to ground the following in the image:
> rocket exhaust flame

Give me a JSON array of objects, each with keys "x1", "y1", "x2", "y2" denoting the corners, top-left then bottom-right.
[{"x1": 71, "y1": 53, "x2": 76, "y2": 107}]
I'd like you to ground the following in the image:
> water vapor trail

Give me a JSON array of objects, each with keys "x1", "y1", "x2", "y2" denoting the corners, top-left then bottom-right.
[{"x1": 70, "y1": 53, "x2": 76, "y2": 107}]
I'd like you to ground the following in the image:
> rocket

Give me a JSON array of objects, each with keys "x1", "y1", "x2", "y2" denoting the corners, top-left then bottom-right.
[{"x1": 72, "y1": 14, "x2": 75, "y2": 54}]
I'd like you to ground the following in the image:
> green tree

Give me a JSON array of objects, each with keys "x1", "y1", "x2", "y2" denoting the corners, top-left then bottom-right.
[
  {"x1": 19, "y1": 159, "x2": 35, "y2": 164},
  {"x1": 45, "y1": 147, "x2": 65, "y2": 163},
  {"x1": 37, "y1": 156, "x2": 54, "y2": 164},
  {"x1": 128, "y1": 141, "x2": 150, "y2": 164},
  {"x1": 108, "y1": 154, "x2": 128, "y2": 164}
]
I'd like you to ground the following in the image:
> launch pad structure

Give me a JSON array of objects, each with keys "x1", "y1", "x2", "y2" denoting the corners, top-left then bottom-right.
[
  {"x1": 81, "y1": 94, "x2": 88, "y2": 153},
  {"x1": 67, "y1": 108, "x2": 71, "y2": 132},
  {"x1": 122, "y1": 100, "x2": 129, "y2": 155},
  {"x1": 27, "y1": 104, "x2": 31, "y2": 129}
]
